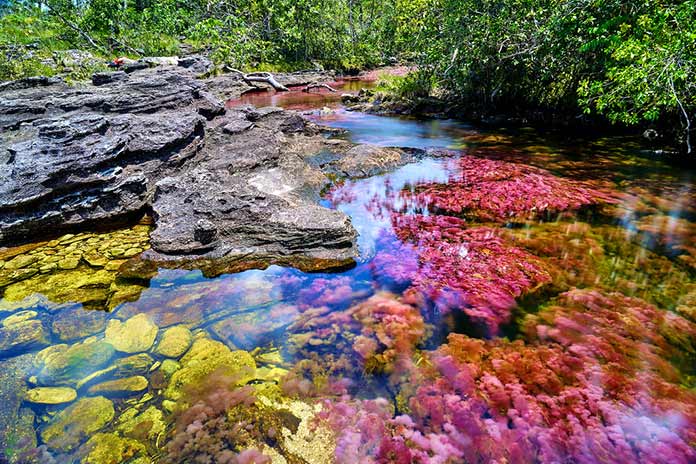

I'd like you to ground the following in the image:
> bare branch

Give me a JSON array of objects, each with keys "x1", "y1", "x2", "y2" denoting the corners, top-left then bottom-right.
[
  {"x1": 228, "y1": 68, "x2": 289, "y2": 91},
  {"x1": 303, "y1": 82, "x2": 337, "y2": 93}
]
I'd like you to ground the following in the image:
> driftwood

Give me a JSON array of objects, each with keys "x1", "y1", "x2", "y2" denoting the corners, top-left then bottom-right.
[
  {"x1": 303, "y1": 82, "x2": 338, "y2": 93},
  {"x1": 228, "y1": 68, "x2": 289, "y2": 91}
]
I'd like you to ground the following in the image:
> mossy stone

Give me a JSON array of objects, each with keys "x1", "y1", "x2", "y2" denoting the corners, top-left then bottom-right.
[
  {"x1": 25, "y1": 387, "x2": 77, "y2": 405},
  {"x1": 104, "y1": 313, "x2": 158, "y2": 353},
  {"x1": 117, "y1": 405, "x2": 166, "y2": 441},
  {"x1": 0, "y1": 318, "x2": 49, "y2": 355},
  {"x1": 40, "y1": 396, "x2": 114, "y2": 452},
  {"x1": 36, "y1": 340, "x2": 115, "y2": 386},
  {"x1": 154, "y1": 325, "x2": 192, "y2": 358},
  {"x1": 164, "y1": 337, "x2": 256, "y2": 400},
  {"x1": 80, "y1": 432, "x2": 146, "y2": 464},
  {"x1": 76, "y1": 353, "x2": 154, "y2": 390},
  {"x1": 4, "y1": 254, "x2": 38, "y2": 270},
  {"x1": 87, "y1": 375, "x2": 149, "y2": 395},
  {"x1": 57, "y1": 258, "x2": 80, "y2": 270}
]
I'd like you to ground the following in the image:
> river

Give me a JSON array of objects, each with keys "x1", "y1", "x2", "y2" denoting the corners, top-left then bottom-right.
[{"x1": 0, "y1": 80, "x2": 694, "y2": 463}]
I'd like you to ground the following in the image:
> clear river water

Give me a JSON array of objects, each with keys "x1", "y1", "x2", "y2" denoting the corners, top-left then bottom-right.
[{"x1": 0, "y1": 81, "x2": 694, "y2": 463}]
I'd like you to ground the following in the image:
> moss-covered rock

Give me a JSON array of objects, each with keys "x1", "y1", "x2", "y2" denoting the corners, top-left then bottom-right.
[
  {"x1": 80, "y1": 432, "x2": 146, "y2": 464},
  {"x1": 154, "y1": 325, "x2": 192, "y2": 358},
  {"x1": 76, "y1": 353, "x2": 154, "y2": 390},
  {"x1": 117, "y1": 405, "x2": 166, "y2": 441},
  {"x1": 164, "y1": 337, "x2": 256, "y2": 400},
  {"x1": 35, "y1": 340, "x2": 115, "y2": 386},
  {"x1": 0, "y1": 317, "x2": 49, "y2": 356},
  {"x1": 87, "y1": 375, "x2": 149, "y2": 395},
  {"x1": 25, "y1": 386, "x2": 77, "y2": 405},
  {"x1": 104, "y1": 313, "x2": 158, "y2": 353},
  {"x1": 51, "y1": 306, "x2": 109, "y2": 342},
  {"x1": 40, "y1": 396, "x2": 115, "y2": 452}
]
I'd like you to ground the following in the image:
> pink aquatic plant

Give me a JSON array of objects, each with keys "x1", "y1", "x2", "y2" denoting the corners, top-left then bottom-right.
[
  {"x1": 287, "y1": 292, "x2": 426, "y2": 376},
  {"x1": 317, "y1": 289, "x2": 696, "y2": 464},
  {"x1": 163, "y1": 369, "x2": 272, "y2": 464},
  {"x1": 370, "y1": 214, "x2": 551, "y2": 335},
  {"x1": 402, "y1": 155, "x2": 618, "y2": 221}
]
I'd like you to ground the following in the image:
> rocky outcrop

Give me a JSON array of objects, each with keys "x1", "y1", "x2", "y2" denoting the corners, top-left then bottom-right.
[
  {"x1": 148, "y1": 105, "x2": 356, "y2": 263},
  {"x1": 0, "y1": 67, "x2": 358, "y2": 272}
]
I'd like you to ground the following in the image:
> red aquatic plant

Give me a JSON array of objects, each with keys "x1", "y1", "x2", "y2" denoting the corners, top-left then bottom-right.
[
  {"x1": 163, "y1": 369, "x2": 271, "y2": 464},
  {"x1": 370, "y1": 214, "x2": 552, "y2": 335},
  {"x1": 318, "y1": 289, "x2": 696, "y2": 464},
  {"x1": 287, "y1": 293, "x2": 426, "y2": 376},
  {"x1": 402, "y1": 155, "x2": 618, "y2": 221}
]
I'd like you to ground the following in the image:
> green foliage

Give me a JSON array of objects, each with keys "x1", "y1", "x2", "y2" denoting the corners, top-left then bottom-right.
[
  {"x1": 376, "y1": 70, "x2": 433, "y2": 100},
  {"x1": 403, "y1": 0, "x2": 696, "y2": 153},
  {"x1": 0, "y1": 0, "x2": 409, "y2": 81}
]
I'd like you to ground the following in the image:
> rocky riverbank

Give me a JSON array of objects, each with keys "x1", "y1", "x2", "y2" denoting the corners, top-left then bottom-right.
[{"x1": 0, "y1": 59, "x2": 412, "y2": 275}]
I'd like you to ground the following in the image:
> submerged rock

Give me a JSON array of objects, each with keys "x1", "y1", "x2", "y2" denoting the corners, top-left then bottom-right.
[
  {"x1": 40, "y1": 396, "x2": 115, "y2": 452},
  {"x1": 104, "y1": 313, "x2": 158, "y2": 353},
  {"x1": 164, "y1": 337, "x2": 256, "y2": 400},
  {"x1": 0, "y1": 317, "x2": 49, "y2": 357},
  {"x1": 154, "y1": 325, "x2": 192, "y2": 358},
  {"x1": 0, "y1": 354, "x2": 35, "y2": 458},
  {"x1": 76, "y1": 353, "x2": 154, "y2": 390},
  {"x1": 87, "y1": 375, "x2": 149, "y2": 395},
  {"x1": 79, "y1": 432, "x2": 147, "y2": 464},
  {"x1": 51, "y1": 306, "x2": 109, "y2": 341},
  {"x1": 35, "y1": 340, "x2": 115, "y2": 386},
  {"x1": 25, "y1": 386, "x2": 77, "y2": 404},
  {"x1": 324, "y1": 144, "x2": 421, "y2": 178}
]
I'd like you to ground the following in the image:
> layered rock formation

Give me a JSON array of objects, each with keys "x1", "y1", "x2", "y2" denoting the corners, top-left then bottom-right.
[{"x1": 0, "y1": 66, "x2": 359, "y2": 270}]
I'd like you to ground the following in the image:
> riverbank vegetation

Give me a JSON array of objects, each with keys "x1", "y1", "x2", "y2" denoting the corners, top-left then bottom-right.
[{"x1": 1, "y1": 0, "x2": 694, "y2": 153}]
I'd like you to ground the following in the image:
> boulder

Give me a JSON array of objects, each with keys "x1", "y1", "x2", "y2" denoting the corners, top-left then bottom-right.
[
  {"x1": 147, "y1": 108, "x2": 357, "y2": 264},
  {"x1": 177, "y1": 54, "x2": 214, "y2": 76}
]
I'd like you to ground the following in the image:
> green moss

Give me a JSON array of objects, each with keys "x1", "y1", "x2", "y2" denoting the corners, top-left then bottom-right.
[
  {"x1": 40, "y1": 396, "x2": 115, "y2": 452},
  {"x1": 80, "y1": 432, "x2": 146, "y2": 464},
  {"x1": 164, "y1": 337, "x2": 256, "y2": 401}
]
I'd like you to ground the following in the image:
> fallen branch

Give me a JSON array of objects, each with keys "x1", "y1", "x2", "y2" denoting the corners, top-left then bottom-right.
[
  {"x1": 228, "y1": 68, "x2": 289, "y2": 91},
  {"x1": 45, "y1": 4, "x2": 107, "y2": 54},
  {"x1": 303, "y1": 82, "x2": 337, "y2": 93}
]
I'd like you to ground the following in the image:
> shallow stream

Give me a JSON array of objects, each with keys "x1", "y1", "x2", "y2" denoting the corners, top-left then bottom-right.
[{"x1": 0, "y1": 82, "x2": 694, "y2": 463}]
